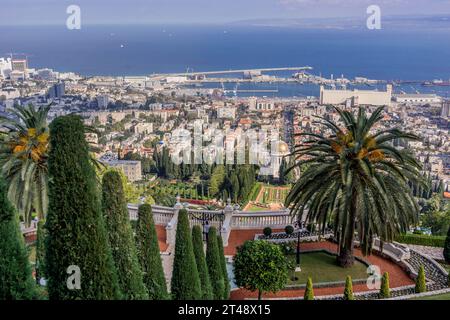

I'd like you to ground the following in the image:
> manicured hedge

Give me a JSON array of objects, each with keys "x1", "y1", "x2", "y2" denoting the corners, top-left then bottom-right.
[{"x1": 395, "y1": 234, "x2": 446, "y2": 247}]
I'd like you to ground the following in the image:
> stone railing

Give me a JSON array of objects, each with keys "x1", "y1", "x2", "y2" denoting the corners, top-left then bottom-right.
[
  {"x1": 231, "y1": 210, "x2": 292, "y2": 230},
  {"x1": 127, "y1": 204, "x2": 175, "y2": 225},
  {"x1": 126, "y1": 200, "x2": 293, "y2": 247}
]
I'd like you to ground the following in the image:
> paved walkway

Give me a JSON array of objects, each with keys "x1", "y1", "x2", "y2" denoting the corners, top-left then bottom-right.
[{"x1": 407, "y1": 244, "x2": 444, "y2": 261}]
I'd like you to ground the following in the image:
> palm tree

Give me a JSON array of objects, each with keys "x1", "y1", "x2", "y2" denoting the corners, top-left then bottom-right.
[
  {"x1": 0, "y1": 104, "x2": 50, "y2": 226},
  {"x1": 285, "y1": 106, "x2": 424, "y2": 267}
]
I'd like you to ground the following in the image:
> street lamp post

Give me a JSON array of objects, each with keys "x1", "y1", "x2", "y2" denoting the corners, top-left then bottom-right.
[{"x1": 295, "y1": 219, "x2": 302, "y2": 273}]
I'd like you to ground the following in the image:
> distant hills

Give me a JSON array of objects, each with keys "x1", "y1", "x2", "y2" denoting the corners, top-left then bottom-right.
[{"x1": 229, "y1": 15, "x2": 450, "y2": 30}]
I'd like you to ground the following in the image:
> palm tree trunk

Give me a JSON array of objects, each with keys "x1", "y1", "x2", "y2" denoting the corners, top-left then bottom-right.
[{"x1": 337, "y1": 198, "x2": 357, "y2": 268}]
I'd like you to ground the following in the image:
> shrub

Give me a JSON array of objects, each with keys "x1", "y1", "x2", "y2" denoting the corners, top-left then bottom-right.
[
  {"x1": 415, "y1": 265, "x2": 427, "y2": 293},
  {"x1": 45, "y1": 115, "x2": 120, "y2": 299},
  {"x1": 443, "y1": 226, "x2": 450, "y2": 263},
  {"x1": 304, "y1": 277, "x2": 314, "y2": 300},
  {"x1": 0, "y1": 176, "x2": 36, "y2": 299},
  {"x1": 206, "y1": 227, "x2": 225, "y2": 300},
  {"x1": 171, "y1": 209, "x2": 202, "y2": 299},
  {"x1": 263, "y1": 227, "x2": 272, "y2": 237},
  {"x1": 102, "y1": 170, "x2": 148, "y2": 299},
  {"x1": 234, "y1": 240, "x2": 288, "y2": 300},
  {"x1": 395, "y1": 234, "x2": 445, "y2": 247},
  {"x1": 379, "y1": 272, "x2": 390, "y2": 299},
  {"x1": 192, "y1": 225, "x2": 213, "y2": 300},
  {"x1": 285, "y1": 225, "x2": 294, "y2": 235},
  {"x1": 135, "y1": 204, "x2": 169, "y2": 299},
  {"x1": 343, "y1": 276, "x2": 354, "y2": 300}
]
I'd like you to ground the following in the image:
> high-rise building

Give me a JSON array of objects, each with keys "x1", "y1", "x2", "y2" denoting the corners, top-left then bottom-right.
[
  {"x1": 0, "y1": 57, "x2": 12, "y2": 79},
  {"x1": 441, "y1": 100, "x2": 450, "y2": 118},
  {"x1": 11, "y1": 58, "x2": 27, "y2": 73},
  {"x1": 96, "y1": 94, "x2": 109, "y2": 109},
  {"x1": 48, "y1": 82, "x2": 65, "y2": 99}
]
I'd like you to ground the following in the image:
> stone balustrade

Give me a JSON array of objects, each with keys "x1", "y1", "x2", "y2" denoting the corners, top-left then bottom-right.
[{"x1": 231, "y1": 210, "x2": 293, "y2": 230}]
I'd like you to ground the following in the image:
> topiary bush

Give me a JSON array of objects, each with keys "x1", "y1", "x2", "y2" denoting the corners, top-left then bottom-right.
[
  {"x1": 206, "y1": 226, "x2": 225, "y2": 300},
  {"x1": 45, "y1": 115, "x2": 121, "y2": 300},
  {"x1": 415, "y1": 265, "x2": 427, "y2": 293},
  {"x1": 343, "y1": 275, "x2": 354, "y2": 300},
  {"x1": 192, "y1": 225, "x2": 213, "y2": 300},
  {"x1": 379, "y1": 272, "x2": 390, "y2": 299},
  {"x1": 285, "y1": 225, "x2": 294, "y2": 235},
  {"x1": 135, "y1": 204, "x2": 169, "y2": 300},
  {"x1": 263, "y1": 227, "x2": 272, "y2": 237},
  {"x1": 304, "y1": 277, "x2": 314, "y2": 300},
  {"x1": 102, "y1": 170, "x2": 148, "y2": 300},
  {"x1": 171, "y1": 209, "x2": 202, "y2": 300},
  {"x1": 217, "y1": 234, "x2": 230, "y2": 300}
]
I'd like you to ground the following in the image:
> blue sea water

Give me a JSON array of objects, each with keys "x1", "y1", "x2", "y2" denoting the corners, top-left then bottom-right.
[{"x1": 1, "y1": 24, "x2": 450, "y2": 96}]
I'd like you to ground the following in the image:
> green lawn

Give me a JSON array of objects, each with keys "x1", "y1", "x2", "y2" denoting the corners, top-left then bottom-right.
[
  {"x1": 287, "y1": 252, "x2": 369, "y2": 285},
  {"x1": 410, "y1": 293, "x2": 450, "y2": 300}
]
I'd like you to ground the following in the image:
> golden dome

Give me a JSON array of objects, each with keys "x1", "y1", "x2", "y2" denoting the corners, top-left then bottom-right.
[{"x1": 274, "y1": 140, "x2": 289, "y2": 154}]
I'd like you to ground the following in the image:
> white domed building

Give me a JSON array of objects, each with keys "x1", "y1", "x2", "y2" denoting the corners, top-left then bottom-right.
[{"x1": 258, "y1": 140, "x2": 290, "y2": 179}]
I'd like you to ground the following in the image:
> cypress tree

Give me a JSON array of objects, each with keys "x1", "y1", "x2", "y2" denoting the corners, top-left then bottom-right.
[
  {"x1": 192, "y1": 225, "x2": 213, "y2": 300},
  {"x1": 0, "y1": 176, "x2": 36, "y2": 299},
  {"x1": 379, "y1": 272, "x2": 391, "y2": 299},
  {"x1": 35, "y1": 219, "x2": 47, "y2": 282},
  {"x1": 443, "y1": 226, "x2": 450, "y2": 264},
  {"x1": 217, "y1": 234, "x2": 230, "y2": 299},
  {"x1": 206, "y1": 226, "x2": 225, "y2": 299},
  {"x1": 304, "y1": 277, "x2": 314, "y2": 300},
  {"x1": 415, "y1": 265, "x2": 427, "y2": 293},
  {"x1": 171, "y1": 209, "x2": 202, "y2": 299},
  {"x1": 343, "y1": 276, "x2": 354, "y2": 300},
  {"x1": 135, "y1": 204, "x2": 168, "y2": 299},
  {"x1": 102, "y1": 170, "x2": 148, "y2": 300},
  {"x1": 45, "y1": 115, "x2": 120, "y2": 299}
]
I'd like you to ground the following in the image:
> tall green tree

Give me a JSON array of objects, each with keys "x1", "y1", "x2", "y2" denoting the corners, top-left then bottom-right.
[
  {"x1": 286, "y1": 107, "x2": 423, "y2": 267},
  {"x1": 171, "y1": 209, "x2": 202, "y2": 299},
  {"x1": 102, "y1": 170, "x2": 148, "y2": 299},
  {"x1": 192, "y1": 225, "x2": 213, "y2": 300},
  {"x1": 217, "y1": 234, "x2": 230, "y2": 299},
  {"x1": 35, "y1": 219, "x2": 47, "y2": 282},
  {"x1": 233, "y1": 240, "x2": 288, "y2": 300},
  {"x1": 135, "y1": 204, "x2": 169, "y2": 299},
  {"x1": 0, "y1": 104, "x2": 50, "y2": 225},
  {"x1": 206, "y1": 226, "x2": 225, "y2": 299},
  {"x1": 0, "y1": 176, "x2": 36, "y2": 299},
  {"x1": 45, "y1": 115, "x2": 121, "y2": 299}
]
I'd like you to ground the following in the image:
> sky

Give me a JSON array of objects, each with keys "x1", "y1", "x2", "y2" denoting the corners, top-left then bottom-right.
[{"x1": 0, "y1": 0, "x2": 449, "y2": 25}]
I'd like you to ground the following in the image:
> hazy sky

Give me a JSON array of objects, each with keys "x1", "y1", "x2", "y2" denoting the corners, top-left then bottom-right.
[{"x1": 1, "y1": 0, "x2": 450, "y2": 25}]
